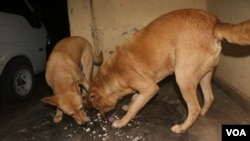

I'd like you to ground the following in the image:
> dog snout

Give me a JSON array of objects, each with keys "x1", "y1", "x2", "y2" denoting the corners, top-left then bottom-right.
[
  {"x1": 73, "y1": 111, "x2": 90, "y2": 125},
  {"x1": 76, "y1": 116, "x2": 90, "y2": 125},
  {"x1": 85, "y1": 116, "x2": 90, "y2": 123}
]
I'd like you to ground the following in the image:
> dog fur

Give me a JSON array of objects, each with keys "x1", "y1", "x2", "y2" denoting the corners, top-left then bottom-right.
[
  {"x1": 42, "y1": 36, "x2": 103, "y2": 125},
  {"x1": 87, "y1": 9, "x2": 250, "y2": 133}
]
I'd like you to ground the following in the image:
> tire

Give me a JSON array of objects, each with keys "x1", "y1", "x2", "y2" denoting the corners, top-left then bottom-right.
[{"x1": 0, "y1": 57, "x2": 35, "y2": 103}]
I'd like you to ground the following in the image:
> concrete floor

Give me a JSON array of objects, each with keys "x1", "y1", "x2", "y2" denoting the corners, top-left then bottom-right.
[{"x1": 0, "y1": 75, "x2": 250, "y2": 141}]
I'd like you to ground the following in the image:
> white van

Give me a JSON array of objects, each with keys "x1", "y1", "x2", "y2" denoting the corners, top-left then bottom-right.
[{"x1": 0, "y1": 2, "x2": 48, "y2": 102}]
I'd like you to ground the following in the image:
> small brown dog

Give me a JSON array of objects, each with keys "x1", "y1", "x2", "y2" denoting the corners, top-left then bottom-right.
[
  {"x1": 87, "y1": 9, "x2": 250, "y2": 133},
  {"x1": 42, "y1": 36, "x2": 103, "y2": 125}
]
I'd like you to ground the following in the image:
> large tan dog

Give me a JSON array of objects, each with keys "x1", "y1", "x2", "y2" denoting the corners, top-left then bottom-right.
[
  {"x1": 42, "y1": 36, "x2": 103, "y2": 125},
  {"x1": 87, "y1": 9, "x2": 250, "y2": 133}
]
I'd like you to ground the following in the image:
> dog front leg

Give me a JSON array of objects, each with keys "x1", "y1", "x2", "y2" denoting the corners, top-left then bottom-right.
[
  {"x1": 122, "y1": 93, "x2": 138, "y2": 111},
  {"x1": 54, "y1": 108, "x2": 63, "y2": 123},
  {"x1": 112, "y1": 84, "x2": 159, "y2": 128}
]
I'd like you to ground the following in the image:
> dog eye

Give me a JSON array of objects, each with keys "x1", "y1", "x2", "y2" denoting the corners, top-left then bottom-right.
[{"x1": 79, "y1": 107, "x2": 83, "y2": 111}]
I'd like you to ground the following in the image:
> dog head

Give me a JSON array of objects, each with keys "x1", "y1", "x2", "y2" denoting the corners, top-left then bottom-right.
[
  {"x1": 41, "y1": 81, "x2": 89, "y2": 125},
  {"x1": 88, "y1": 89, "x2": 117, "y2": 116},
  {"x1": 87, "y1": 72, "x2": 119, "y2": 116}
]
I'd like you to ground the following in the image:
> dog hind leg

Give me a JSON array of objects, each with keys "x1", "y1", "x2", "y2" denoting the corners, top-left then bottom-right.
[
  {"x1": 171, "y1": 71, "x2": 201, "y2": 133},
  {"x1": 80, "y1": 55, "x2": 93, "y2": 82},
  {"x1": 200, "y1": 71, "x2": 214, "y2": 116}
]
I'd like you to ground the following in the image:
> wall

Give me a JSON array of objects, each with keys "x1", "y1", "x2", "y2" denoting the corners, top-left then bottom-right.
[
  {"x1": 67, "y1": 0, "x2": 206, "y2": 60},
  {"x1": 206, "y1": 0, "x2": 250, "y2": 99},
  {"x1": 67, "y1": 0, "x2": 250, "y2": 99}
]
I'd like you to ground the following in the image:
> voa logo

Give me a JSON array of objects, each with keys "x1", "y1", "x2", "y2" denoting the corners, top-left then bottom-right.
[{"x1": 226, "y1": 129, "x2": 246, "y2": 136}]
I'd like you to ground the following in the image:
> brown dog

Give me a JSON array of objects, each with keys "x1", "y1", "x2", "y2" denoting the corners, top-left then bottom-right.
[
  {"x1": 87, "y1": 9, "x2": 250, "y2": 133},
  {"x1": 42, "y1": 36, "x2": 103, "y2": 125}
]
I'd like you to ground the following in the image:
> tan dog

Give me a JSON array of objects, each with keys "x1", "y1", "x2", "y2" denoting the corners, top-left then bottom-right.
[
  {"x1": 87, "y1": 9, "x2": 250, "y2": 133},
  {"x1": 42, "y1": 36, "x2": 103, "y2": 125}
]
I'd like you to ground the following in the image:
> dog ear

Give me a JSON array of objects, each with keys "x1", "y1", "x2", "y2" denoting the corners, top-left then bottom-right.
[
  {"x1": 41, "y1": 96, "x2": 59, "y2": 106},
  {"x1": 89, "y1": 93, "x2": 98, "y2": 102}
]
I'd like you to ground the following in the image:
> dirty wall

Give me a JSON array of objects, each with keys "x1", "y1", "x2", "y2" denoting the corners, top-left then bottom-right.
[{"x1": 67, "y1": 0, "x2": 250, "y2": 102}]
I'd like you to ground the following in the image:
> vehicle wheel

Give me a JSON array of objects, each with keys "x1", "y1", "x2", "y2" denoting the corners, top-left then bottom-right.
[{"x1": 0, "y1": 57, "x2": 35, "y2": 103}]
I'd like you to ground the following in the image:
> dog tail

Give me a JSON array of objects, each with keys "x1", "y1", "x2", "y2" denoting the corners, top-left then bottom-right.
[
  {"x1": 93, "y1": 51, "x2": 103, "y2": 65},
  {"x1": 214, "y1": 20, "x2": 250, "y2": 46}
]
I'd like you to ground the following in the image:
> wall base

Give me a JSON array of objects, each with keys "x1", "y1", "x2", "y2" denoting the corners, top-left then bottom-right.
[{"x1": 213, "y1": 76, "x2": 250, "y2": 113}]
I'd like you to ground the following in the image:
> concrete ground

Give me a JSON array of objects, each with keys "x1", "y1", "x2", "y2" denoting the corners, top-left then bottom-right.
[{"x1": 0, "y1": 74, "x2": 250, "y2": 141}]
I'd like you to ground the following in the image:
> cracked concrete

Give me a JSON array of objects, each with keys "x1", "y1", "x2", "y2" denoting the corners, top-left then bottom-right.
[{"x1": 0, "y1": 74, "x2": 250, "y2": 141}]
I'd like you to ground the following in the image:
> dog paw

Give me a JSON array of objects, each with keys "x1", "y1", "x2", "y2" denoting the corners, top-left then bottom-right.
[
  {"x1": 122, "y1": 105, "x2": 129, "y2": 111},
  {"x1": 171, "y1": 124, "x2": 186, "y2": 133},
  {"x1": 112, "y1": 119, "x2": 126, "y2": 128},
  {"x1": 54, "y1": 116, "x2": 62, "y2": 123}
]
